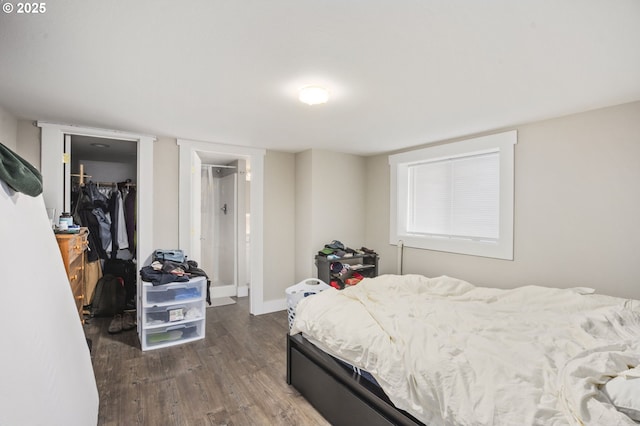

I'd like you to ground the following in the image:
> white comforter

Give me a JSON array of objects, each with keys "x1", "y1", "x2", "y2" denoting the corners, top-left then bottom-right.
[{"x1": 290, "y1": 275, "x2": 640, "y2": 425}]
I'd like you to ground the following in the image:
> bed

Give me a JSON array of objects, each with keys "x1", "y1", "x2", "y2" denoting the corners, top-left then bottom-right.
[{"x1": 287, "y1": 274, "x2": 640, "y2": 425}]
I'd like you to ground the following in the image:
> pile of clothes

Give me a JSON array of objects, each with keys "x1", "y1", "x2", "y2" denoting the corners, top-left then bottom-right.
[{"x1": 317, "y1": 240, "x2": 377, "y2": 259}]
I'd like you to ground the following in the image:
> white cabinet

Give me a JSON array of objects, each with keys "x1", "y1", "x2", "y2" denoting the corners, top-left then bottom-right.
[{"x1": 138, "y1": 276, "x2": 206, "y2": 351}]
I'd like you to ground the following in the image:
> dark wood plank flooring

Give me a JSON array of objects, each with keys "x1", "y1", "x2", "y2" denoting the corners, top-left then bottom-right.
[{"x1": 84, "y1": 297, "x2": 330, "y2": 426}]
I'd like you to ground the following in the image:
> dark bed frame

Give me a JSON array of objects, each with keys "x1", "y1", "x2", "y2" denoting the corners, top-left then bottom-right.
[{"x1": 287, "y1": 333, "x2": 424, "y2": 426}]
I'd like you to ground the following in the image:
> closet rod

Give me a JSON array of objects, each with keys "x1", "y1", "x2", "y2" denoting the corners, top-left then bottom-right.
[{"x1": 94, "y1": 181, "x2": 137, "y2": 187}]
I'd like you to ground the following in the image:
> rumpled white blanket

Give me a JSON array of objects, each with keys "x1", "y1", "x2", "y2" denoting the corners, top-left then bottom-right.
[{"x1": 290, "y1": 275, "x2": 640, "y2": 425}]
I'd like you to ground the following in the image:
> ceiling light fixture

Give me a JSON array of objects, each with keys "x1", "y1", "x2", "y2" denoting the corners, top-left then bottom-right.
[{"x1": 298, "y1": 86, "x2": 329, "y2": 105}]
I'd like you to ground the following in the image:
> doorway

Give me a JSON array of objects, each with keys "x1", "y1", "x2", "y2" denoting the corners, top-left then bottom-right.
[
  {"x1": 177, "y1": 139, "x2": 265, "y2": 315},
  {"x1": 201, "y1": 160, "x2": 249, "y2": 298},
  {"x1": 38, "y1": 122, "x2": 155, "y2": 268}
]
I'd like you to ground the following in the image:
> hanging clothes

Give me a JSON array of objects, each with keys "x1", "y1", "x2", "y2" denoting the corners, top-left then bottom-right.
[
  {"x1": 92, "y1": 206, "x2": 112, "y2": 253},
  {"x1": 115, "y1": 189, "x2": 129, "y2": 251},
  {"x1": 84, "y1": 182, "x2": 112, "y2": 253},
  {"x1": 108, "y1": 187, "x2": 129, "y2": 257},
  {"x1": 72, "y1": 180, "x2": 136, "y2": 261},
  {"x1": 72, "y1": 187, "x2": 107, "y2": 261},
  {"x1": 124, "y1": 187, "x2": 136, "y2": 253},
  {"x1": 108, "y1": 188, "x2": 120, "y2": 255}
]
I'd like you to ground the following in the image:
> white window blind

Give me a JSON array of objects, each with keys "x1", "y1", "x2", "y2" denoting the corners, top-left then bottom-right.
[
  {"x1": 407, "y1": 151, "x2": 499, "y2": 240},
  {"x1": 389, "y1": 130, "x2": 516, "y2": 260}
]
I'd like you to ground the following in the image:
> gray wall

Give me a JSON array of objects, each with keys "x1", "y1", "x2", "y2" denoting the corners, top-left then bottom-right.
[
  {"x1": 294, "y1": 149, "x2": 367, "y2": 283},
  {"x1": 10, "y1": 100, "x2": 640, "y2": 305},
  {"x1": 152, "y1": 137, "x2": 181, "y2": 249},
  {"x1": 0, "y1": 106, "x2": 18, "y2": 150},
  {"x1": 16, "y1": 120, "x2": 40, "y2": 168},
  {"x1": 295, "y1": 150, "x2": 313, "y2": 279},
  {"x1": 264, "y1": 150, "x2": 296, "y2": 300},
  {"x1": 365, "y1": 101, "x2": 640, "y2": 299}
]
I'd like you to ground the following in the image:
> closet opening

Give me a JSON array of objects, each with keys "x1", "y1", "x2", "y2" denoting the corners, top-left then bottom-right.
[
  {"x1": 69, "y1": 135, "x2": 138, "y2": 308},
  {"x1": 39, "y1": 121, "x2": 155, "y2": 320}
]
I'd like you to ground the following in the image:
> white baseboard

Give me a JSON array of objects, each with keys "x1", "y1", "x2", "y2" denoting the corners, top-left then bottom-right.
[
  {"x1": 252, "y1": 297, "x2": 287, "y2": 315},
  {"x1": 211, "y1": 285, "x2": 237, "y2": 298},
  {"x1": 237, "y1": 285, "x2": 249, "y2": 297}
]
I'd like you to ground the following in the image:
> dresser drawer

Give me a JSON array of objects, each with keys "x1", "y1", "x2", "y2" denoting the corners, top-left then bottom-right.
[
  {"x1": 66, "y1": 233, "x2": 88, "y2": 265},
  {"x1": 55, "y1": 229, "x2": 88, "y2": 269},
  {"x1": 68, "y1": 257, "x2": 84, "y2": 294},
  {"x1": 68, "y1": 255, "x2": 83, "y2": 281}
]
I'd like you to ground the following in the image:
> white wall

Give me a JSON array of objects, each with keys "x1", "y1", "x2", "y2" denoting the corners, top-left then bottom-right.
[
  {"x1": 16, "y1": 119, "x2": 40, "y2": 168},
  {"x1": 264, "y1": 150, "x2": 296, "y2": 300},
  {"x1": 310, "y1": 149, "x2": 366, "y2": 266},
  {"x1": 365, "y1": 101, "x2": 640, "y2": 299},
  {"x1": 294, "y1": 149, "x2": 367, "y2": 283},
  {"x1": 0, "y1": 105, "x2": 18, "y2": 150},
  {"x1": 295, "y1": 150, "x2": 313, "y2": 279},
  {"x1": 152, "y1": 137, "x2": 180, "y2": 249}
]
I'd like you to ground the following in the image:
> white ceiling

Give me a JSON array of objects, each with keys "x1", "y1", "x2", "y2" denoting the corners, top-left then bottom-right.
[
  {"x1": 70, "y1": 135, "x2": 137, "y2": 163},
  {"x1": 1, "y1": 1, "x2": 639, "y2": 156}
]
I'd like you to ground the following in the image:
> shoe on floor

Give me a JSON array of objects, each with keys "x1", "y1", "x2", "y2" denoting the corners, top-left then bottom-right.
[
  {"x1": 122, "y1": 311, "x2": 136, "y2": 331},
  {"x1": 108, "y1": 314, "x2": 123, "y2": 334}
]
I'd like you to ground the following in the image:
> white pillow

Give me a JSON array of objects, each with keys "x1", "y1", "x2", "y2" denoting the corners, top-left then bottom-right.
[{"x1": 603, "y1": 369, "x2": 640, "y2": 421}]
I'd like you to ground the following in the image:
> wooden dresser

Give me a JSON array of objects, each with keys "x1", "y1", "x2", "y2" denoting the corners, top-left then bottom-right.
[{"x1": 55, "y1": 228, "x2": 89, "y2": 322}]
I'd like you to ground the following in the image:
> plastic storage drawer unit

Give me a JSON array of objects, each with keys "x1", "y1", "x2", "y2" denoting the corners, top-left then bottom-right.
[{"x1": 139, "y1": 276, "x2": 206, "y2": 351}]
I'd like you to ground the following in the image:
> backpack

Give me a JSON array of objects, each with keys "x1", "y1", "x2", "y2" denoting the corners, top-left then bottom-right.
[
  {"x1": 90, "y1": 274, "x2": 126, "y2": 317},
  {"x1": 103, "y1": 259, "x2": 137, "y2": 309}
]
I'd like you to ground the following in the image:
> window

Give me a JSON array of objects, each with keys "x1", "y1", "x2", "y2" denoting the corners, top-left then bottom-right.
[{"x1": 389, "y1": 131, "x2": 516, "y2": 260}]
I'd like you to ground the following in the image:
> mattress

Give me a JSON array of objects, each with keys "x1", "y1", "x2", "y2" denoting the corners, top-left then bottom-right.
[
  {"x1": 333, "y1": 356, "x2": 380, "y2": 387},
  {"x1": 290, "y1": 274, "x2": 640, "y2": 425}
]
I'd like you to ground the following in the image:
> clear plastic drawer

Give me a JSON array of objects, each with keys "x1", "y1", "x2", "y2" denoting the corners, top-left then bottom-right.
[
  {"x1": 142, "y1": 320, "x2": 205, "y2": 350},
  {"x1": 143, "y1": 277, "x2": 205, "y2": 306},
  {"x1": 143, "y1": 301, "x2": 204, "y2": 327}
]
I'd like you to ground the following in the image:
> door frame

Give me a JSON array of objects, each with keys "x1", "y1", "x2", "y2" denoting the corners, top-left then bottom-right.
[
  {"x1": 38, "y1": 121, "x2": 155, "y2": 266},
  {"x1": 177, "y1": 139, "x2": 266, "y2": 315}
]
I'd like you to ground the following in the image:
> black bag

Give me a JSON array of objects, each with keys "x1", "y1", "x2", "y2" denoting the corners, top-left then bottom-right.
[
  {"x1": 103, "y1": 259, "x2": 137, "y2": 308},
  {"x1": 90, "y1": 274, "x2": 126, "y2": 317}
]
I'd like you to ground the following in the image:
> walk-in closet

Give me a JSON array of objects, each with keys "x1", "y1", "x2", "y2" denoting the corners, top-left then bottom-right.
[{"x1": 69, "y1": 135, "x2": 138, "y2": 307}]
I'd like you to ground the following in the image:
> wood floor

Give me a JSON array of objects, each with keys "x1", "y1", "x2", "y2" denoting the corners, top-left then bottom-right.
[{"x1": 84, "y1": 297, "x2": 331, "y2": 426}]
